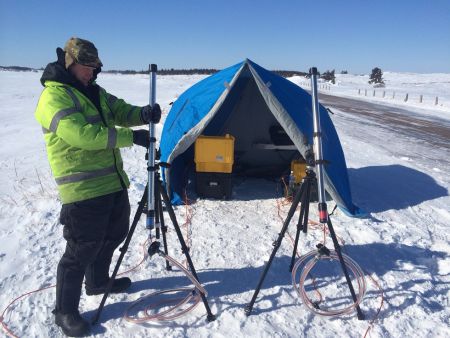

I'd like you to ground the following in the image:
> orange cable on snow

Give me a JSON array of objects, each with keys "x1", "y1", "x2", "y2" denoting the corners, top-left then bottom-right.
[
  {"x1": 180, "y1": 189, "x2": 194, "y2": 269},
  {"x1": 362, "y1": 274, "x2": 385, "y2": 338},
  {"x1": 122, "y1": 189, "x2": 203, "y2": 323},
  {"x1": 276, "y1": 176, "x2": 384, "y2": 337},
  {"x1": 0, "y1": 236, "x2": 150, "y2": 338},
  {"x1": 116, "y1": 238, "x2": 150, "y2": 276},
  {"x1": 276, "y1": 177, "x2": 325, "y2": 303},
  {"x1": 2, "y1": 224, "x2": 204, "y2": 336},
  {"x1": 1, "y1": 284, "x2": 55, "y2": 338},
  {"x1": 182, "y1": 189, "x2": 194, "y2": 250},
  {"x1": 1, "y1": 224, "x2": 155, "y2": 338},
  {"x1": 123, "y1": 249, "x2": 206, "y2": 323}
]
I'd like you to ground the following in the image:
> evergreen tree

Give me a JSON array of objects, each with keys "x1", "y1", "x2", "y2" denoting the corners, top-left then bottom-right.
[{"x1": 369, "y1": 67, "x2": 385, "y2": 86}]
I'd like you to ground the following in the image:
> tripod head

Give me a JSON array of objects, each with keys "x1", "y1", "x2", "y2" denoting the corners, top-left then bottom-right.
[{"x1": 304, "y1": 149, "x2": 315, "y2": 168}]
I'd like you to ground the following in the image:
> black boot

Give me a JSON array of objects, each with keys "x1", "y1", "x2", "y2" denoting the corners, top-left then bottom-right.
[
  {"x1": 53, "y1": 309, "x2": 90, "y2": 337},
  {"x1": 85, "y1": 277, "x2": 132, "y2": 296}
]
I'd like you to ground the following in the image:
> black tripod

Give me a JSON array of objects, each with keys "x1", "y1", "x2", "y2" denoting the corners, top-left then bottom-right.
[
  {"x1": 91, "y1": 163, "x2": 216, "y2": 324},
  {"x1": 244, "y1": 167, "x2": 364, "y2": 319}
]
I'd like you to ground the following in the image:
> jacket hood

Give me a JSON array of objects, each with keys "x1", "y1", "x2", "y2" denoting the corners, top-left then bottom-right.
[{"x1": 40, "y1": 47, "x2": 101, "y2": 87}]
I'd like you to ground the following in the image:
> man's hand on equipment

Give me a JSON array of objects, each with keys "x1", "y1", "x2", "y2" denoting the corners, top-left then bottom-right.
[
  {"x1": 141, "y1": 104, "x2": 161, "y2": 123},
  {"x1": 132, "y1": 129, "x2": 150, "y2": 148}
]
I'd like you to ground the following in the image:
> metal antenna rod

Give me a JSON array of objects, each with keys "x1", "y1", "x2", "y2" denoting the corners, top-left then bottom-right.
[
  {"x1": 309, "y1": 67, "x2": 328, "y2": 223},
  {"x1": 147, "y1": 64, "x2": 157, "y2": 231}
]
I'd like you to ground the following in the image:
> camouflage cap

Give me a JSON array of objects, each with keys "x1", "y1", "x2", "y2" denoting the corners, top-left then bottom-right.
[{"x1": 64, "y1": 37, "x2": 103, "y2": 69}]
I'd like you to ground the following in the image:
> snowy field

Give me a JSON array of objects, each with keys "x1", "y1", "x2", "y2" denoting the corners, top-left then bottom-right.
[
  {"x1": 290, "y1": 72, "x2": 450, "y2": 120},
  {"x1": 0, "y1": 70, "x2": 449, "y2": 337}
]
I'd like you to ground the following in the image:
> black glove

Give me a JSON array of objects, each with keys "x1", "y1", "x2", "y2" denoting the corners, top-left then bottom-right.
[
  {"x1": 140, "y1": 104, "x2": 161, "y2": 124},
  {"x1": 132, "y1": 129, "x2": 150, "y2": 148}
]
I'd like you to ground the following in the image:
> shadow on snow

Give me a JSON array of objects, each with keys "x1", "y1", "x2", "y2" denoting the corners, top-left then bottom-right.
[
  {"x1": 85, "y1": 241, "x2": 448, "y2": 328},
  {"x1": 348, "y1": 164, "x2": 448, "y2": 213}
]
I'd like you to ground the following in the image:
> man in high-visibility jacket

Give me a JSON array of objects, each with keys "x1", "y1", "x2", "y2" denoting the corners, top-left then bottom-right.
[{"x1": 35, "y1": 37, "x2": 161, "y2": 337}]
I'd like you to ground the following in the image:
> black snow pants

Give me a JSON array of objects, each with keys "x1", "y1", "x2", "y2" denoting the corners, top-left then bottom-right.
[{"x1": 56, "y1": 189, "x2": 130, "y2": 314}]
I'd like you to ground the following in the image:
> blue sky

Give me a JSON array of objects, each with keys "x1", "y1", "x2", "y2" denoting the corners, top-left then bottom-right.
[{"x1": 1, "y1": 0, "x2": 449, "y2": 73}]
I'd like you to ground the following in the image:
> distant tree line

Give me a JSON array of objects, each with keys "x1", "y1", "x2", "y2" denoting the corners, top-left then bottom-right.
[
  {"x1": 0, "y1": 65, "x2": 387, "y2": 85},
  {"x1": 0, "y1": 66, "x2": 41, "y2": 72},
  {"x1": 1, "y1": 65, "x2": 308, "y2": 78},
  {"x1": 303, "y1": 69, "x2": 337, "y2": 84},
  {"x1": 104, "y1": 68, "x2": 219, "y2": 75},
  {"x1": 271, "y1": 70, "x2": 308, "y2": 77},
  {"x1": 104, "y1": 68, "x2": 308, "y2": 77}
]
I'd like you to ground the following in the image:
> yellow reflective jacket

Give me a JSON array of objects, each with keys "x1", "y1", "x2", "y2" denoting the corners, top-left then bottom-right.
[{"x1": 35, "y1": 77, "x2": 143, "y2": 204}]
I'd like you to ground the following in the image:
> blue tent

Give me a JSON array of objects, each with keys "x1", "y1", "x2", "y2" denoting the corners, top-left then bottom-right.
[{"x1": 160, "y1": 59, "x2": 361, "y2": 216}]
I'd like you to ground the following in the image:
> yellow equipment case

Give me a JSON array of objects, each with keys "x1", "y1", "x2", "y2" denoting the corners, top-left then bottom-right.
[
  {"x1": 194, "y1": 134, "x2": 235, "y2": 199},
  {"x1": 291, "y1": 160, "x2": 307, "y2": 184},
  {"x1": 194, "y1": 134, "x2": 235, "y2": 173},
  {"x1": 290, "y1": 159, "x2": 319, "y2": 201}
]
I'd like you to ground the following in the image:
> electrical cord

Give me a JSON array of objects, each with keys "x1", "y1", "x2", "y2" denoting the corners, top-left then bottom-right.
[
  {"x1": 123, "y1": 250, "x2": 206, "y2": 323},
  {"x1": 291, "y1": 249, "x2": 367, "y2": 317},
  {"x1": 276, "y1": 177, "x2": 384, "y2": 337},
  {"x1": 2, "y1": 180, "x2": 383, "y2": 337},
  {"x1": 1, "y1": 193, "x2": 201, "y2": 336},
  {"x1": 1, "y1": 285, "x2": 55, "y2": 338},
  {"x1": 123, "y1": 196, "x2": 205, "y2": 324}
]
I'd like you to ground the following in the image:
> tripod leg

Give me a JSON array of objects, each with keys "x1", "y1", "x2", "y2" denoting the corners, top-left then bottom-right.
[
  {"x1": 289, "y1": 179, "x2": 310, "y2": 272},
  {"x1": 327, "y1": 217, "x2": 365, "y2": 320},
  {"x1": 302, "y1": 177, "x2": 312, "y2": 234},
  {"x1": 156, "y1": 188, "x2": 172, "y2": 270},
  {"x1": 154, "y1": 182, "x2": 161, "y2": 239},
  {"x1": 245, "y1": 182, "x2": 305, "y2": 316},
  {"x1": 91, "y1": 187, "x2": 148, "y2": 325},
  {"x1": 158, "y1": 180, "x2": 216, "y2": 322}
]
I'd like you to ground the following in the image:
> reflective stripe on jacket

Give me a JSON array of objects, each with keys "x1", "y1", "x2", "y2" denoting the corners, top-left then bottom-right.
[{"x1": 35, "y1": 80, "x2": 143, "y2": 203}]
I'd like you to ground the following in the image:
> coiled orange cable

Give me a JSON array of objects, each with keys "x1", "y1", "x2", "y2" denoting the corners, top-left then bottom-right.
[{"x1": 276, "y1": 176, "x2": 384, "y2": 337}]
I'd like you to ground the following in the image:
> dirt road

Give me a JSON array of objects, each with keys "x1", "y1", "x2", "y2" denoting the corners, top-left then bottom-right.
[{"x1": 318, "y1": 93, "x2": 450, "y2": 150}]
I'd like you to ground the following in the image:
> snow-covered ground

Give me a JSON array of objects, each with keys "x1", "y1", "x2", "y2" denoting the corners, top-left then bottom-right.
[
  {"x1": 0, "y1": 70, "x2": 449, "y2": 337},
  {"x1": 290, "y1": 71, "x2": 450, "y2": 120}
]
